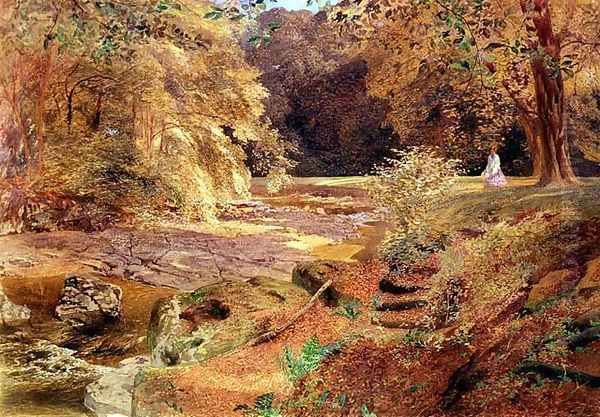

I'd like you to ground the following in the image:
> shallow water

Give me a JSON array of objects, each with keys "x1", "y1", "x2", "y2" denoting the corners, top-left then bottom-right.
[
  {"x1": 312, "y1": 220, "x2": 388, "y2": 262},
  {"x1": 0, "y1": 395, "x2": 93, "y2": 417},
  {"x1": 0, "y1": 274, "x2": 177, "y2": 416}
]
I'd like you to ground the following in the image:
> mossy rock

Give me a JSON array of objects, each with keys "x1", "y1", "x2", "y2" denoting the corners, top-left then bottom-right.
[
  {"x1": 0, "y1": 335, "x2": 103, "y2": 398},
  {"x1": 147, "y1": 277, "x2": 309, "y2": 367}
]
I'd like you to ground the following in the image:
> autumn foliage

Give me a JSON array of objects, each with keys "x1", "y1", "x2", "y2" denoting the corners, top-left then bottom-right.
[
  {"x1": 0, "y1": 0, "x2": 285, "y2": 232},
  {"x1": 332, "y1": 0, "x2": 600, "y2": 184},
  {"x1": 247, "y1": 9, "x2": 395, "y2": 176}
]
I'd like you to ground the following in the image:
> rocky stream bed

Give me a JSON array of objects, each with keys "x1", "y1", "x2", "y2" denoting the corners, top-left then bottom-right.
[{"x1": 0, "y1": 178, "x2": 386, "y2": 417}]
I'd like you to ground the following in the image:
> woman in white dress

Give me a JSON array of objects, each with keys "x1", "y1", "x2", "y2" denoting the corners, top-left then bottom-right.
[{"x1": 481, "y1": 144, "x2": 507, "y2": 187}]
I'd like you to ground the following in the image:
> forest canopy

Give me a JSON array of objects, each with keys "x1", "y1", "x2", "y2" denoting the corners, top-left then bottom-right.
[
  {"x1": 330, "y1": 0, "x2": 600, "y2": 183},
  {"x1": 0, "y1": 0, "x2": 287, "y2": 231}
]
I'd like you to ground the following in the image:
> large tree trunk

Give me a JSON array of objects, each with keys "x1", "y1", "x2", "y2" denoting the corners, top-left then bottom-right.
[
  {"x1": 518, "y1": 113, "x2": 542, "y2": 178},
  {"x1": 520, "y1": 0, "x2": 578, "y2": 186},
  {"x1": 529, "y1": 58, "x2": 577, "y2": 185}
]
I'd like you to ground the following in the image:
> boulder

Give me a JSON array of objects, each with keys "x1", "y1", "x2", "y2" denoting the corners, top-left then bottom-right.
[
  {"x1": 292, "y1": 260, "x2": 349, "y2": 305},
  {"x1": 577, "y1": 257, "x2": 600, "y2": 295},
  {"x1": 55, "y1": 274, "x2": 122, "y2": 329},
  {"x1": 0, "y1": 288, "x2": 30, "y2": 328},
  {"x1": 0, "y1": 334, "x2": 103, "y2": 396},
  {"x1": 85, "y1": 356, "x2": 149, "y2": 417},
  {"x1": 148, "y1": 277, "x2": 309, "y2": 367},
  {"x1": 526, "y1": 269, "x2": 578, "y2": 308}
]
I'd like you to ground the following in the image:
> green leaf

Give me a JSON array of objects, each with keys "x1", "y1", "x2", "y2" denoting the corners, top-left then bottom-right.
[
  {"x1": 255, "y1": 393, "x2": 274, "y2": 411},
  {"x1": 458, "y1": 37, "x2": 471, "y2": 52},
  {"x1": 248, "y1": 35, "x2": 262, "y2": 47},
  {"x1": 459, "y1": 59, "x2": 471, "y2": 70},
  {"x1": 154, "y1": 1, "x2": 170, "y2": 12},
  {"x1": 204, "y1": 10, "x2": 223, "y2": 20},
  {"x1": 316, "y1": 390, "x2": 330, "y2": 408},
  {"x1": 361, "y1": 404, "x2": 378, "y2": 417},
  {"x1": 267, "y1": 21, "x2": 282, "y2": 31}
]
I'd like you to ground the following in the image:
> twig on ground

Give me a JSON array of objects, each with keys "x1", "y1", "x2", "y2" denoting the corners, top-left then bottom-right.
[{"x1": 249, "y1": 280, "x2": 333, "y2": 346}]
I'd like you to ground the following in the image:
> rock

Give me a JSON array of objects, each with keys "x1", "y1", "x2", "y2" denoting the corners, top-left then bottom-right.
[
  {"x1": 148, "y1": 277, "x2": 309, "y2": 367},
  {"x1": 577, "y1": 257, "x2": 600, "y2": 295},
  {"x1": 0, "y1": 334, "x2": 103, "y2": 396},
  {"x1": 573, "y1": 308, "x2": 600, "y2": 329},
  {"x1": 147, "y1": 296, "x2": 186, "y2": 367},
  {"x1": 0, "y1": 287, "x2": 30, "y2": 328},
  {"x1": 85, "y1": 356, "x2": 149, "y2": 417},
  {"x1": 567, "y1": 327, "x2": 600, "y2": 349},
  {"x1": 526, "y1": 269, "x2": 578, "y2": 308},
  {"x1": 56, "y1": 274, "x2": 122, "y2": 329},
  {"x1": 292, "y1": 260, "x2": 349, "y2": 305}
]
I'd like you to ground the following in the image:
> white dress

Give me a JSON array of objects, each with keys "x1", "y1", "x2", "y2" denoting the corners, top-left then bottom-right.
[{"x1": 482, "y1": 153, "x2": 507, "y2": 187}]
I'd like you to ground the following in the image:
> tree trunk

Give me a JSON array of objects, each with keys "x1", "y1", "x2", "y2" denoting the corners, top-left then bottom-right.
[
  {"x1": 90, "y1": 93, "x2": 103, "y2": 131},
  {"x1": 520, "y1": 0, "x2": 578, "y2": 186},
  {"x1": 530, "y1": 58, "x2": 577, "y2": 185},
  {"x1": 32, "y1": 44, "x2": 57, "y2": 177},
  {"x1": 518, "y1": 113, "x2": 542, "y2": 178},
  {"x1": 0, "y1": 115, "x2": 19, "y2": 178}
]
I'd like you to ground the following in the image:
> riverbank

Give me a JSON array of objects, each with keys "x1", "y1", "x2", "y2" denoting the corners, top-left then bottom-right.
[
  {"x1": 132, "y1": 177, "x2": 600, "y2": 417},
  {"x1": 0, "y1": 177, "x2": 598, "y2": 417},
  {"x1": 0, "y1": 177, "x2": 385, "y2": 416}
]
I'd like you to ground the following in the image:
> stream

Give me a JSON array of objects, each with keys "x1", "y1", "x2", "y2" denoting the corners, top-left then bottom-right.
[{"x1": 0, "y1": 178, "x2": 388, "y2": 417}]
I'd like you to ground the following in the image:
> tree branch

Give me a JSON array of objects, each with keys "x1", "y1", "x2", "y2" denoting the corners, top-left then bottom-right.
[{"x1": 248, "y1": 280, "x2": 333, "y2": 346}]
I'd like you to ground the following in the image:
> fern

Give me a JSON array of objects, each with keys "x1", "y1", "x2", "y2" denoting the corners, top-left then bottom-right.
[
  {"x1": 361, "y1": 404, "x2": 378, "y2": 417},
  {"x1": 335, "y1": 300, "x2": 361, "y2": 320},
  {"x1": 235, "y1": 393, "x2": 283, "y2": 417},
  {"x1": 281, "y1": 337, "x2": 341, "y2": 382}
]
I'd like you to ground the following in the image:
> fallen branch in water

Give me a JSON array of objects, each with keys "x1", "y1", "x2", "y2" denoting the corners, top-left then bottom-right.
[{"x1": 249, "y1": 280, "x2": 333, "y2": 346}]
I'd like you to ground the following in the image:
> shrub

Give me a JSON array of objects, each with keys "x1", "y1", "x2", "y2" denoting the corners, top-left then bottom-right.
[
  {"x1": 0, "y1": 178, "x2": 78, "y2": 234},
  {"x1": 265, "y1": 167, "x2": 294, "y2": 195},
  {"x1": 335, "y1": 300, "x2": 361, "y2": 320},
  {"x1": 402, "y1": 329, "x2": 429, "y2": 348},
  {"x1": 0, "y1": 3, "x2": 289, "y2": 230},
  {"x1": 43, "y1": 132, "x2": 159, "y2": 209},
  {"x1": 368, "y1": 147, "x2": 461, "y2": 264},
  {"x1": 428, "y1": 209, "x2": 578, "y2": 327}
]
